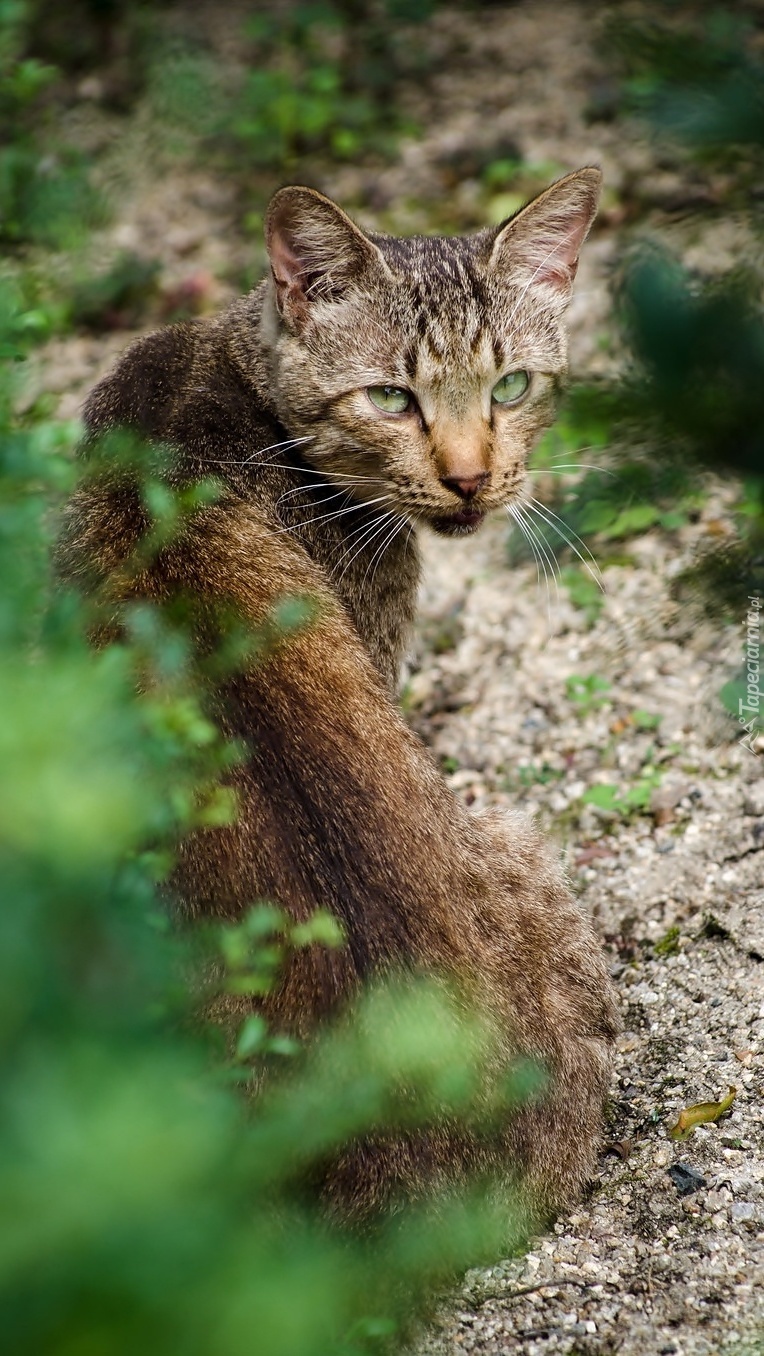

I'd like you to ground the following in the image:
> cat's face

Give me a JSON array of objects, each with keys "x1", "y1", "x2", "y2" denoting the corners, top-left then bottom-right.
[{"x1": 260, "y1": 171, "x2": 600, "y2": 536}]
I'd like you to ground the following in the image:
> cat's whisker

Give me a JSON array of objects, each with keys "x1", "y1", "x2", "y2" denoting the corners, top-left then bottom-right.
[
  {"x1": 543, "y1": 463, "x2": 618, "y2": 477},
  {"x1": 363, "y1": 513, "x2": 410, "y2": 592},
  {"x1": 546, "y1": 442, "x2": 606, "y2": 460},
  {"x1": 508, "y1": 504, "x2": 554, "y2": 630},
  {"x1": 257, "y1": 460, "x2": 388, "y2": 486},
  {"x1": 270, "y1": 493, "x2": 395, "y2": 539},
  {"x1": 330, "y1": 504, "x2": 392, "y2": 565},
  {"x1": 276, "y1": 482, "x2": 350, "y2": 507},
  {"x1": 333, "y1": 509, "x2": 400, "y2": 583},
  {"x1": 514, "y1": 502, "x2": 560, "y2": 624},
  {"x1": 517, "y1": 501, "x2": 561, "y2": 592},
  {"x1": 276, "y1": 488, "x2": 355, "y2": 520},
  {"x1": 507, "y1": 503, "x2": 542, "y2": 594},
  {"x1": 525, "y1": 495, "x2": 605, "y2": 591},
  {"x1": 339, "y1": 507, "x2": 400, "y2": 572},
  {"x1": 241, "y1": 435, "x2": 316, "y2": 467}
]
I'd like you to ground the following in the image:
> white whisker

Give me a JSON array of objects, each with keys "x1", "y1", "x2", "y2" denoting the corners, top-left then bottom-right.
[
  {"x1": 334, "y1": 509, "x2": 400, "y2": 583},
  {"x1": 544, "y1": 463, "x2": 618, "y2": 477},
  {"x1": 255, "y1": 460, "x2": 388, "y2": 486},
  {"x1": 242, "y1": 435, "x2": 316, "y2": 467},
  {"x1": 276, "y1": 483, "x2": 348, "y2": 508},
  {"x1": 525, "y1": 496, "x2": 605, "y2": 591},
  {"x1": 197, "y1": 456, "x2": 385, "y2": 485},
  {"x1": 515, "y1": 501, "x2": 559, "y2": 623},
  {"x1": 363, "y1": 513, "x2": 409, "y2": 592},
  {"x1": 508, "y1": 503, "x2": 542, "y2": 594},
  {"x1": 271, "y1": 493, "x2": 394, "y2": 539}
]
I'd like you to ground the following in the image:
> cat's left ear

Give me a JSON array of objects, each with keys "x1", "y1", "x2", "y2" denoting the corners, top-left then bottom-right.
[
  {"x1": 266, "y1": 186, "x2": 389, "y2": 332},
  {"x1": 487, "y1": 167, "x2": 602, "y2": 298}
]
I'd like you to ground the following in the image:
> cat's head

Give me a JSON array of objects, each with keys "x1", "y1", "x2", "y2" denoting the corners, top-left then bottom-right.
[{"x1": 260, "y1": 170, "x2": 600, "y2": 535}]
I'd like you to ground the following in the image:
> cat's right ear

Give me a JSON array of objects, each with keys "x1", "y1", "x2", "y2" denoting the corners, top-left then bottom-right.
[
  {"x1": 487, "y1": 167, "x2": 602, "y2": 301},
  {"x1": 265, "y1": 187, "x2": 388, "y2": 333}
]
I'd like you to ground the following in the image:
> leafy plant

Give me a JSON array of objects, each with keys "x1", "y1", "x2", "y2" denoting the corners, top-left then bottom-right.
[
  {"x1": 217, "y1": 1, "x2": 433, "y2": 168},
  {"x1": 581, "y1": 765, "x2": 664, "y2": 820},
  {"x1": 566, "y1": 672, "x2": 611, "y2": 714},
  {"x1": 631, "y1": 708, "x2": 662, "y2": 731},
  {"x1": 0, "y1": 274, "x2": 536, "y2": 1355},
  {"x1": 653, "y1": 925, "x2": 680, "y2": 958},
  {"x1": 0, "y1": 2, "x2": 105, "y2": 248},
  {"x1": 519, "y1": 8, "x2": 764, "y2": 633}
]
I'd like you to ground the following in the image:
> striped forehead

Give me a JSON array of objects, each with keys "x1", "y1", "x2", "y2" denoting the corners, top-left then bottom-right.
[
  {"x1": 411, "y1": 318, "x2": 497, "y2": 396},
  {"x1": 385, "y1": 245, "x2": 499, "y2": 394}
]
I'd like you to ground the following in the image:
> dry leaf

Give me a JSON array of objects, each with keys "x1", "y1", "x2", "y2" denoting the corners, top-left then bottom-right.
[
  {"x1": 574, "y1": 842, "x2": 616, "y2": 867},
  {"x1": 604, "y1": 1139, "x2": 633, "y2": 1160},
  {"x1": 653, "y1": 806, "x2": 675, "y2": 827},
  {"x1": 669, "y1": 1086, "x2": 736, "y2": 1141}
]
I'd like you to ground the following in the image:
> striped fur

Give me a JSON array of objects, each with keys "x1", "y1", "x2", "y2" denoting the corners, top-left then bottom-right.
[{"x1": 60, "y1": 169, "x2": 618, "y2": 1224}]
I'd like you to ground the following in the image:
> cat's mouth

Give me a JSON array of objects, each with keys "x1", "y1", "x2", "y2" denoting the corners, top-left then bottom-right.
[{"x1": 429, "y1": 508, "x2": 486, "y2": 536}]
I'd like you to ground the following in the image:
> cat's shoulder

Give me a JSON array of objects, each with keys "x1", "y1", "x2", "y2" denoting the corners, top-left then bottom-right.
[
  {"x1": 84, "y1": 320, "x2": 204, "y2": 441},
  {"x1": 83, "y1": 290, "x2": 271, "y2": 449}
]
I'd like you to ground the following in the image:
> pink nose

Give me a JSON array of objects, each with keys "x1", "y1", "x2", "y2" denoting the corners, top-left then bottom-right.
[{"x1": 441, "y1": 473, "x2": 489, "y2": 500}]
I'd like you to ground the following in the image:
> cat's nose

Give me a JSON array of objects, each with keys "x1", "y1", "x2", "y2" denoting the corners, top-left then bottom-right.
[{"x1": 440, "y1": 472, "x2": 490, "y2": 500}]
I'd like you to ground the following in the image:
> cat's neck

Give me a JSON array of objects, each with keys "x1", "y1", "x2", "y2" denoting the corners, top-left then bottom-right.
[
  {"x1": 323, "y1": 500, "x2": 420, "y2": 693},
  {"x1": 274, "y1": 466, "x2": 421, "y2": 692}
]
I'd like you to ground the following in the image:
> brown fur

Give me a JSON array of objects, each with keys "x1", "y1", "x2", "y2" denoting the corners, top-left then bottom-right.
[{"x1": 60, "y1": 170, "x2": 618, "y2": 1223}]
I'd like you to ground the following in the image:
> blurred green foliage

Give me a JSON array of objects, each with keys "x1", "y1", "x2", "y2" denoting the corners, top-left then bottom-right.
[
  {"x1": 605, "y1": 7, "x2": 764, "y2": 155},
  {"x1": 521, "y1": 6, "x2": 763, "y2": 754},
  {"x1": 0, "y1": 263, "x2": 536, "y2": 1351},
  {"x1": 0, "y1": 0, "x2": 105, "y2": 248},
  {"x1": 69, "y1": 253, "x2": 162, "y2": 330},
  {"x1": 581, "y1": 764, "x2": 663, "y2": 821},
  {"x1": 226, "y1": 1, "x2": 433, "y2": 166},
  {"x1": 565, "y1": 673, "x2": 611, "y2": 715},
  {"x1": 1, "y1": 0, "x2": 435, "y2": 322}
]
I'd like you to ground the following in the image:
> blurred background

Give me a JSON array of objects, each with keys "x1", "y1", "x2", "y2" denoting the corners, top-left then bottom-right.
[{"x1": 1, "y1": 2, "x2": 763, "y2": 1353}]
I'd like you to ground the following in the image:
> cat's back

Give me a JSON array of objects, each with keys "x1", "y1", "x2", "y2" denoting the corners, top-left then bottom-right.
[{"x1": 84, "y1": 293, "x2": 278, "y2": 471}]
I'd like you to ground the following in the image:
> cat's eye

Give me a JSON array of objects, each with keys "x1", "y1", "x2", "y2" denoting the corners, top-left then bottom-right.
[
  {"x1": 491, "y1": 371, "x2": 530, "y2": 405},
  {"x1": 367, "y1": 385, "x2": 412, "y2": 415}
]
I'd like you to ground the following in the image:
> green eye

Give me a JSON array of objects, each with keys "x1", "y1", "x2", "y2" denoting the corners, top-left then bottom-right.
[
  {"x1": 491, "y1": 370, "x2": 530, "y2": 405},
  {"x1": 367, "y1": 385, "x2": 411, "y2": 414}
]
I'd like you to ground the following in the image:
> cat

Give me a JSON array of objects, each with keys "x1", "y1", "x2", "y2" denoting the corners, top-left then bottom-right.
[{"x1": 60, "y1": 168, "x2": 619, "y2": 1223}]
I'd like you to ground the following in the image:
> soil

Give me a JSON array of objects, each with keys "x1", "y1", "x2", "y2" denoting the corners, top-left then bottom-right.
[{"x1": 30, "y1": 3, "x2": 764, "y2": 1353}]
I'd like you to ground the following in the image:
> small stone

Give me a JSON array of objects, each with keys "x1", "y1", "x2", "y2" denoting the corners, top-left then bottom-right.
[
  {"x1": 730, "y1": 1201, "x2": 756, "y2": 1222},
  {"x1": 744, "y1": 785, "x2": 764, "y2": 817},
  {"x1": 668, "y1": 1162, "x2": 708, "y2": 1196}
]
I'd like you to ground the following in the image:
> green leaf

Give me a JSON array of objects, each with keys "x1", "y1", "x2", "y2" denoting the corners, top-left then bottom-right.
[
  {"x1": 602, "y1": 504, "x2": 659, "y2": 539},
  {"x1": 632, "y1": 709, "x2": 662, "y2": 729},
  {"x1": 582, "y1": 784, "x2": 620, "y2": 810},
  {"x1": 236, "y1": 1015, "x2": 269, "y2": 1059},
  {"x1": 290, "y1": 911, "x2": 345, "y2": 949}
]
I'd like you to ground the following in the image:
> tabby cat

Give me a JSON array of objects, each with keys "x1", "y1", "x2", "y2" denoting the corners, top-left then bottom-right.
[{"x1": 61, "y1": 168, "x2": 618, "y2": 1223}]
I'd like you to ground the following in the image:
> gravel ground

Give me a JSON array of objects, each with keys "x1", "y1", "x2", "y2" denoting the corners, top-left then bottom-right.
[
  {"x1": 411, "y1": 516, "x2": 764, "y2": 1356},
  {"x1": 31, "y1": 3, "x2": 763, "y2": 1351}
]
